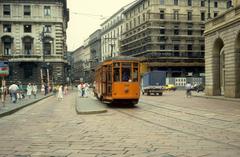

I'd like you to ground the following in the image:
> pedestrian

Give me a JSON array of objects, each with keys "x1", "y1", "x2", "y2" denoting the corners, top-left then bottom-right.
[
  {"x1": 57, "y1": 85, "x2": 63, "y2": 100},
  {"x1": 77, "y1": 83, "x2": 83, "y2": 97},
  {"x1": 32, "y1": 83, "x2": 38, "y2": 99},
  {"x1": 64, "y1": 85, "x2": 68, "y2": 95},
  {"x1": 44, "y1": 83, "x2": 48, "y2": 95},
  {"x1": 41, "y1": 84, "x2": 45, "y2": 95},
  {"x1": 9, "y1": 83, "x2": 19, "y2": 103},
  {"x1": 81, "y1": 82, "x2": 86, "y2": 97},
  {"x1": 84, "y1": 83, "x2": 89, "y2": 98},
  {"x1": 53, "y1": 85, "x2": 57, "y2": 96},
  {"x1": 185, "y1": 82, "x2": 192, "y2": 98},
  {"x1": 0, "y1": 85, "x2": 7, "y2": 106},
  {"x1": 26, "y1": 83, "x2": 33, "y2": 99},
  {"x1": 18, "y1": 82, "x2": 25, "y2": 100}
]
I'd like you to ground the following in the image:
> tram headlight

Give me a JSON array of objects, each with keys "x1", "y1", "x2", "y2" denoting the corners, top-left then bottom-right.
[{"x1": 124, "y1": 87, "x2": 129, "y2": 93}]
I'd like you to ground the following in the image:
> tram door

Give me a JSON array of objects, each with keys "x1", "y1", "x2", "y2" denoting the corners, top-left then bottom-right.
[
  {"x1": 106, "y1": 65, "x2": 112, "y2": 96},
  {"x1": 102, "y1": 66, "x2": 107, "y2": 96}
]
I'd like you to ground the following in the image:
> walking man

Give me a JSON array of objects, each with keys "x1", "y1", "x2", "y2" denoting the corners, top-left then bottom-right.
[
  {"x1": 9, "y1": 83, "x2": 19, "y2": 103},
  {"x1": 185, "y1": 82, "x2": 192, "y2": 98}
]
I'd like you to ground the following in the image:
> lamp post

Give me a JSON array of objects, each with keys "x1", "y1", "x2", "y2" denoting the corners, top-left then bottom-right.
[{"x1": 39, "y1": 27, "x2": 52, "y2": 94}]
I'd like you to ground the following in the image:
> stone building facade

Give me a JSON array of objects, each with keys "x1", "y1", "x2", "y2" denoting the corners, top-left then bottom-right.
[
  {"x1": 72, "y1": 39, "x2": 91, "y2": 83},
  {"x1": 0, "y1": 0, "x2": 69, "y2": 86},
  {"x1": 120, "y1": 0, "x2": 228, "y2": 77},
  {"x1": 71, "y1": 46, "x2": 84, "y2": 82},
  {"x1": 89, "y1": 29, "x2": 101, "y2": 83},
  {"x1": 205, "y1": 0, "x2": 240, "y2": 98}
]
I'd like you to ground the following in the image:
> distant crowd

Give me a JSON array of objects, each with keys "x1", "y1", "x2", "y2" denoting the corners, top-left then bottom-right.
[{"x1": 0, "y1": 82, "x2": 70, "y2": 107}]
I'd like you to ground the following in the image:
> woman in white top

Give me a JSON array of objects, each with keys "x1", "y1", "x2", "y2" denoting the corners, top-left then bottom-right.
[
  {"x1": 32, "y1": 84, "x2": 38, "y2": 99},
  {"x1": 26, "y1": 83, "x2": 33, "y2": 99},
  {"x1": 57, "y1": 85, "x2": 63, "y2": 100}
]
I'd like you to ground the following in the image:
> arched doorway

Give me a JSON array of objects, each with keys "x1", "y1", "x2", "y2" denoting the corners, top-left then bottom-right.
[
  {"x1": 212, "y1": 38, "x2": 224, "y2": 95},
  {"x1": 22, "y1": 36, "x2": 34, "y2": 55},
  {"x1": 1, "y1": 35, "x2": 13, "y2": 56},
  {"x1": 43, "y1": 36, "x2": 53, "y2": 56}
]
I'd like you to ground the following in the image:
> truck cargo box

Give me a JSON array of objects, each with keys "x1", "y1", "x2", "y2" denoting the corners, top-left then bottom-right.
[{"x1": 142, "y1": 71, "x2": 166, "y2": 96}]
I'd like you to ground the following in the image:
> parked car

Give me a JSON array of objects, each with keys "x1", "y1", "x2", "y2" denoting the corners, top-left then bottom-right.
[
  {"x1": 164, "y1": 84, "x2": 177, "y2": 91},
  {"x1": 192, "y1": 84, "x2": 205, "y2": 92}
]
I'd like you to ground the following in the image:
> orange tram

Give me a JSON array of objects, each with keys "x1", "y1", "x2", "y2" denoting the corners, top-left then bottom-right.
[{"x1": 93, "y1": 56, "x2": 140, "y2": 105}]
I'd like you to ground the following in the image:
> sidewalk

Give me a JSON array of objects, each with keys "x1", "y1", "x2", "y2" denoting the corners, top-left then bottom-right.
[
  {"x1": 75, "y1": 93, "x2": 107, "y2": 115},
  {"x1": 192, "y1": 91, "x2": 240, "y2": 103},
  {"x1": 0, "y1": 93, "x2": 53, "y2": 118}
]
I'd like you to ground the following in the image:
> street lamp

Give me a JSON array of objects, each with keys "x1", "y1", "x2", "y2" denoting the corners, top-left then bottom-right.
[{"x1": 39, "y1": 27, "x2": 53, "y2": 94}]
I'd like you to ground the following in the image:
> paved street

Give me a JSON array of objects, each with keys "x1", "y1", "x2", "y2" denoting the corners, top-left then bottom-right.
[{"x1": 0, "y1": 91, "x2": 240, "y2": 157}]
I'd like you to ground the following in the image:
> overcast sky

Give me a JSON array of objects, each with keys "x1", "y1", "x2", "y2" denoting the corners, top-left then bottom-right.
[{"x1": 66, "y1": 0, "x2": 135, "y2": 52}]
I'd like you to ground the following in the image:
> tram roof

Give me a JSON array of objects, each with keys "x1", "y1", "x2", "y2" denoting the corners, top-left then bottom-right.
[{"x1": 104, "y1": 56, "x2": 139, "y2": 62}]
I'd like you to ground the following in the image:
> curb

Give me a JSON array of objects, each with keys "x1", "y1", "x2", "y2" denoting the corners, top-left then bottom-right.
[
  {"x1": 192, "y1": 95, "x2": 240, "y2": 103},
  {"x1": 75, "y1": 95, "x2": 107, "y2": 115},
  {"x1": 0, "y1": 94, "x2": 53, "y2": 118}
]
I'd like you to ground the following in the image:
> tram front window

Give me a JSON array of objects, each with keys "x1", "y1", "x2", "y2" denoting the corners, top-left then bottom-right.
[{"x1": 122, "y1": 63, "x2": 131, "y2": 82}]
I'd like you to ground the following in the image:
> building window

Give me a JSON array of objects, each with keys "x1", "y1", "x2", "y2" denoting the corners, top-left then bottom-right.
[
  {"x1": 187, "y1": 44, "x2": 192, "y2": 50},
  {"x1": 24, "y1": 5, "x2": 31, "y2": 16},
  {"x1": 214, "y1": 0, "x2": 218, "y2": 8},
  {"x1": 3, "y1": 24, "x2": 11, "y2": 32},
  {"x1": 160, "y1": 44, "x2": 165, "y2": 50},
  {"x1": 44, "y1": 6, "x2": 51, "y2": 16},
  {"x1": 227, "y1": 0, "x2": 232, "y2": 8},
  {"x1": 160, "y1": 0, "x2": 164, "y2": 5},
  {"x1": 160, "y1": 10, "x2": 165, "y2": 19},
  {"x1": 214, "y1": 12, "x2": 218, "y2": 17},
  {"x1": 174, "y1": 26, "x2": 179, "y2": 35},
  {"x1": 174, "y1": 0, "x2": 178, "y2": 5},
  {"x1": 3, "y1": 5, "x2": 11, "y2": 16},
  {"x1": 43, "y1": 38, "x2": 52, "y2": 55},
  {"x1": 24, "y1": 25, "x2": 32, "y2": 33},
  {"x1": 22, "y1": 37, "x2": 33, "y2": 55},
  {"x1": 188, "y1": 0, "x2": 192, "y2": 6},
  {"x1": 188, "y1": 29, "x2": 192, "y2": 35},
  {"x1": 201, "y1": 0, "x2": 205, "y2": 7},
  {"x1": 143, "y1": 13, "x2": 145, "y2": 21},
  {"x1": 173, "y1": 11, "x2": 179, "y2": 20},
  {"x1": 187, "y1": 11, "x2": 192, "y2": 21},
  {"x1": 4, "y1": 42, "x2": 11, "y2": 55},
  {"x1": 174, "y1": 45, "x2": 179, "y2": 50},
  {"x1": 160, "y1": 27, "x2": 165, "y2": 34},
  {"x1": 24, "y1": 42, "x2": 32, "y2": 55},
  {"x1": 44, "y1": 25, "x2": 52, "y2": 33},
  {"x1": 201, "y1": 12, "x2": 205, "y2": 21},
  {"x1": 201, "y1": 27, "x2": 205, "y2": 36}
]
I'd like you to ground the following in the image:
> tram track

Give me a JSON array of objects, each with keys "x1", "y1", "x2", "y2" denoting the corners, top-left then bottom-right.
[{"x1": 113, "y1": 101, "x2": 240, "y2": 150}]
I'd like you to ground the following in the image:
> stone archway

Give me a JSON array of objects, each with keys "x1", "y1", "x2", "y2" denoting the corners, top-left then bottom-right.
[
  {"x1": 235, "y1": 32, "x2": 240, "y2": 97},
  {"x1": 212, "y1": 38, "x2": 224, "y2": 95}
]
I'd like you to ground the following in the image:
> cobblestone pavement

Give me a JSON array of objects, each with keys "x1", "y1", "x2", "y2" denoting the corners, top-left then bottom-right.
[{"x1": 0, "y1": 91, "x2": 240, "y2": 157}]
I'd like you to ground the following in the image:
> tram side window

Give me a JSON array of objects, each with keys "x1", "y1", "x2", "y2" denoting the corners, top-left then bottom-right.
[
  {"x1": 114, "y1": 63, "x2": 120, "y2": 82},
  {"x1": 122, "y1": 63, "x2": 131, "y2": 82},
  {"x1": 133, "y1": 63, "x2": 138, "y2": 82}
]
